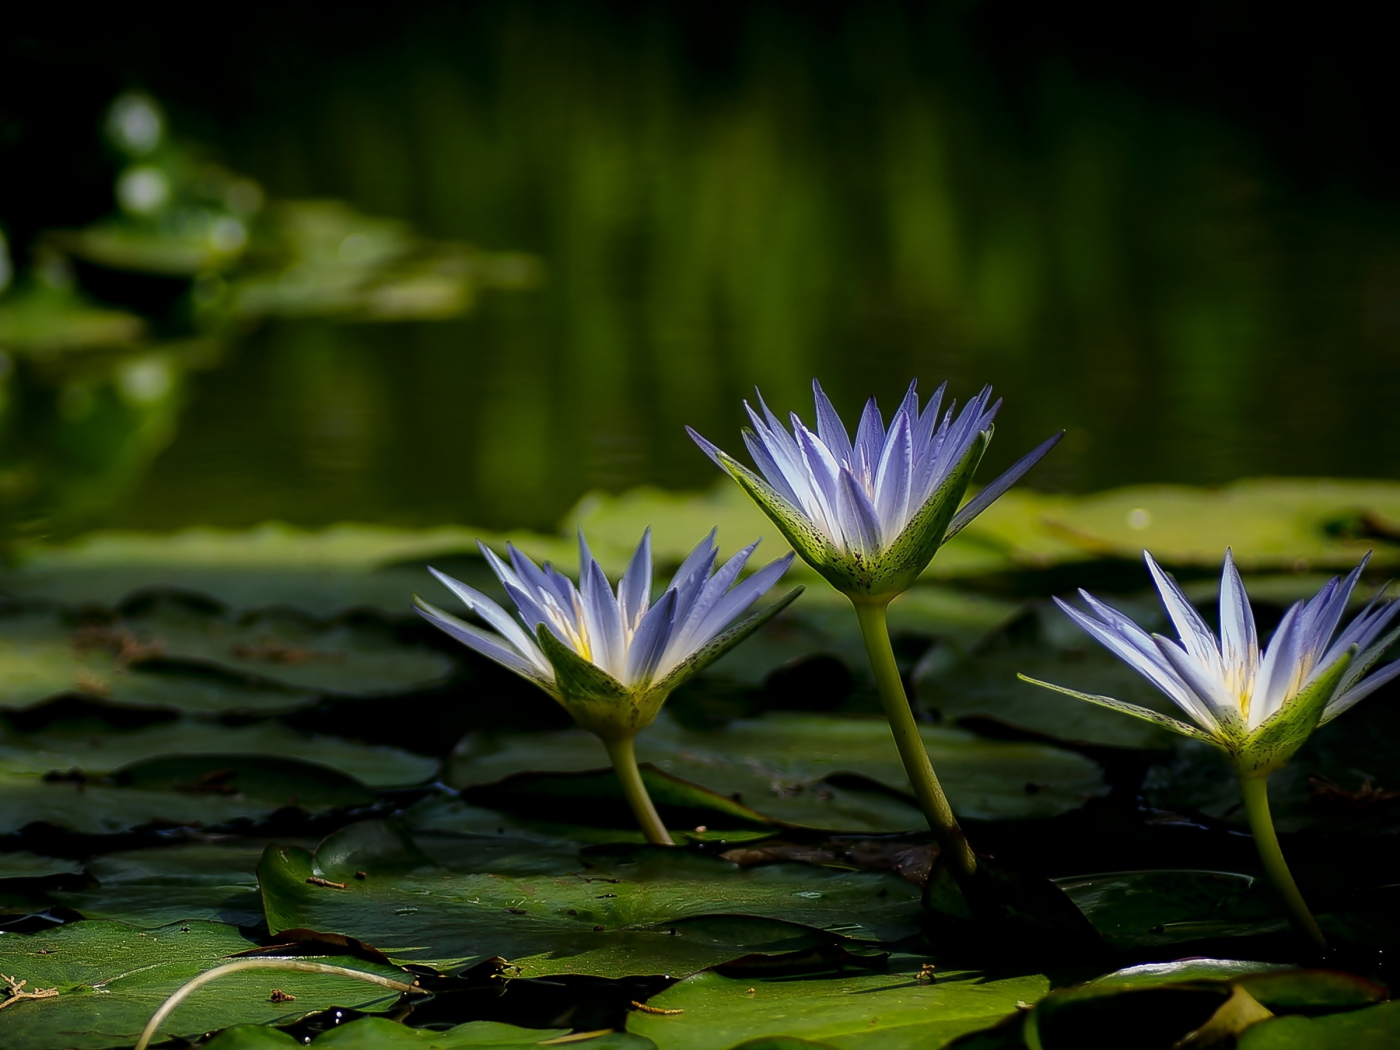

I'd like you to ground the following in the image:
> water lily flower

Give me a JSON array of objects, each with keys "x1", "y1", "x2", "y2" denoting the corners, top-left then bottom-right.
[
  {"x1": 1022, "y1": 550, "x2": 1400, "y2": 948},
  {"x1": 687, "y1": 380, "x2": 1061, "y2": 598},
  {"x1": 689, "y1": 380, "x2": 1060, "y2": 879},
  {"x1": 413, "y1": 529, "x2": 800, "y2": 845}
]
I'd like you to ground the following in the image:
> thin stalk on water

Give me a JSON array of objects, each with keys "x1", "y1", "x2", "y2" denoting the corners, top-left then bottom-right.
[
  {"x1": 851, "y1": 596, "x2": 977, "y2": 878},
  {"x1": 1239, "y1": 773, "x2": 1327, "y2": 950},
  {"x1": 134, "y1": 959, "x2": 424, "y2": 1050},
  {"x1": 603, "y1": 734, "x2": 674, "y2": 846}
]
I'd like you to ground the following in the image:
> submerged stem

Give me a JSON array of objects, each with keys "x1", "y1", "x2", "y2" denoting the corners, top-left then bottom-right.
[
  {"x1": 851, "y1": 596, "x2": 977, "y2": 878},
  {"x1": 603, "y1": 733, "x2": 675, "y2": 846},
  {"x1": 134, "y1": 959, "x2": 423, "y2": 1050},
  {"x1": 1239, "y1": 772, "x2": 1327, "y2": 951}
]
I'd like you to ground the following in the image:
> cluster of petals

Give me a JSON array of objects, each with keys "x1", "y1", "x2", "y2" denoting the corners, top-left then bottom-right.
[
  {"x1": 414, "y1": 529, "x2": 792, "y2": 693},
  {"x1": 1044, "y1": 550, "x2": 1400, "y2": 744},
  {"x1": 689, "y1": 380, "x2": 1057, "y2": 558}
]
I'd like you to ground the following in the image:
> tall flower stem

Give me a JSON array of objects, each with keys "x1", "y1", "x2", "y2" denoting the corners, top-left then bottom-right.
[
  {"x1": 1239, "y1": 772, "x2": 1327, "y2": 951},
  {"x1": 852, "y1": 597, "x2": 977, "y2": 878},
  {"x1": 603, "y1": 734, "x2": 675, "y2": 846}
]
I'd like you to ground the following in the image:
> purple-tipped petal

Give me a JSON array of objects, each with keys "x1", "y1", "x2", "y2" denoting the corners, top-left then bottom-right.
[
  {"x1": 944, "y1": 431, "x2": 1061, "y2": 541},
  {"x1": 619, "y1": 528, "x2": 653, "y2": 628}
]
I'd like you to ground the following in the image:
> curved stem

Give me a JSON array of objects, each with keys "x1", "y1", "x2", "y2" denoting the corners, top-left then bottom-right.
[
  {"x1": 603, "y1": 734, "x2": 674, "y2": 846},
  {"x1": 135, "y1": 959, "x2": 423, "y2": 1050},
  {"x1": 851, "y1": 596, "x2": 977, "y2": 878},
  {"x1": 1239, "y1": 772, "x2": 1327, "y2": 951}
]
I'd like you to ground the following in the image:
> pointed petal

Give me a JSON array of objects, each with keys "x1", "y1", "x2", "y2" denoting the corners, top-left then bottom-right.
[
  {"x1": 1017, "y1": 675, "x2": 1215, "y2": 742},
  {"x1": 1144, "y1": 551, "x2": 1222, "y2": 672},
  {"x1": 667, "y1": 552, "x2": 795, "y2": 666},
  {"x1": 619, "y1": 528, "x2": 653, "y2": 628},
  {"x1": 427, "y1": 566, "x2": 549, "y2": 673},
  {"x1": 581, "y1": 558, "x2": 626, "y2": 677},
  {"x1": 873, "y1": 409, "x2": 915, "y2": 539},
  {"x1": 1251, "y1": 603, "x2": 1306, "y2": 728},
  {"x1": 812, "y1": 379, "x2": 853, "y2": 461},
  {"x1": 838, "y1": 468, "x2": 883, "y2": 555},
  {"x1": 943, "y1": 431, "x2": 1063, "y2": 541},
  {"x1": 1323, "y1": 653, "x2": 1400, "y2": 722},
  {"x1": 667, "y1": 540, "x2": 759, "y2": 656},
  {"x1": 1153, "y1": 635, "x2": 1245, "y2": 737},
  {"x1": 1217, "y1": 548, "x2": 1259, "y2": 687},
  {"x1": 413, "y1": 596, "x2": 552, "y2": 686},
  {"x1": 1054, "y1": 597, "x2": 1216, "y2": 730},
  {"x1": 624, "y1": 587, "x2": 678, "y2": 686},
  {"x1": 652, "y1": 587, "x2": 804, "y2": 696},
  {"x1": 852, "y1": 397, "x2": 885, "y2": 480}
]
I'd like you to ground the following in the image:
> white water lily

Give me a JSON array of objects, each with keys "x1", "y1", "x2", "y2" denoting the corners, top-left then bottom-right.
[
  {"x1": 414, "y1": 529, "x2": 797, "y2": 738},
  {"x1": 1022, "y1": 550, "x2": 1400, "y2": 774},
  {"x1": 688, "y1": 379, "x2": 1059, "y2": 597},
  {"x1": 413, "y1": 529, "x2": 798, "y2": 846}
]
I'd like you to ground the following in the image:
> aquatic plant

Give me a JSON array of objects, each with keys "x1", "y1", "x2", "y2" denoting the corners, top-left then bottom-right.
[
  {"x1": 690, "y1": 380, "x2": 1059, "y2": 875},
  {"x1": 414, "y1": 529, "x2": 799, "y2": 844},
  {"x1": 1022, "y1": 550, "x2": 1400, "y2": 947}
]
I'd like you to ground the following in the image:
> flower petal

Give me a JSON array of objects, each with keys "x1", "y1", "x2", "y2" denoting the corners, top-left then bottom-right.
[
  {"x1": 427, "y1": 566, "x2": 549, "y2": 674},
  {"x1": 812, "y1": 379, "x2": 853, "y2": 461},
  {"x1": 413, "y1": 596, "x2": 552, "y2": 687},
  {"x1": 1144, "y1": 551, "x2": 1223, "y2": 674},
  {"x1": 618, "y1": 528, "x2": 653, "y2": 629},
  {"x1": 652, "y1": 587, "x2": 804, "y2": 697},
  {"x1": 1217, "y1": 549, "x2": 1258, "y2": 688},
  {"x1": 943, "y1": 431, "x2": 1062, "y2": 542},
  {"x1": 1017, "y1": 675, "x2": 1214, "y2": 742}
]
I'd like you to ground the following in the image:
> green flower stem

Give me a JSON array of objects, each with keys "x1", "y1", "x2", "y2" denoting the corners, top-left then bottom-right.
[
  {"x1": 603, "y1": 734, "x2": 675, "y2": 846},
  {"x1": 1239, "y1": 772, "x2": 1327, "y2": 951},
  {"x1": 852, "y1": 596, "x2": 977, "y2": 878}
]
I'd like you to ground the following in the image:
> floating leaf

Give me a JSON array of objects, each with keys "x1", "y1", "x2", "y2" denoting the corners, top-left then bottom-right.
[
  {"x1": 205, "y1": 1018, "x2": 651, "y2": 1049},
  {"x1": 0, "y1": 920, "x2": 405, "y2": 1050},
  {"x1": 0, "y1": 854, "x2": 84, "y2": 881},
  {"x1": 1236, "y1": 999, "x2": 1400, "y2": 1048},
  {"x1": 626, "y1": 956, "x2": 1049, "y2": 1050},
  {"x1": 451, "y1": 714, "x2": 1106, "y2": 831},
  {"x1": 1054, "y1": 870, "x2": 1285, "y2": 948},
  {"x1": 258, "y1": 820, "x2": 920, "y2": 975}
]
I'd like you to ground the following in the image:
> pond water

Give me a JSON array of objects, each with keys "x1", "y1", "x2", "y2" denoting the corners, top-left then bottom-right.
[{"x1": 12, "y1": 6, "x2": 1400, "y2": 534}]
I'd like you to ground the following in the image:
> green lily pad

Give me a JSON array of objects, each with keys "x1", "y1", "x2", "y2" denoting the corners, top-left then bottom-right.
[
  {"x1": 1236, "y1": 1000, "x2": 1400, "y2": 1049},
  {"x1": 0, "y1": 752, "x2": 378, "y2": 836},
  {"x1": 0, "y1": 716, "x2": 438, "y2": 788},
  {"x1": 0, "y1": 606, "x2": 319, "y2": 714},
  {"x1": 258, "y1": 820, "x2": 920, "y2": 975},
  {"x1": 206, "y1": 1019, "x2": 652, "y2": 1049},
  {"x1": 107, "y1": 597, "x2": 454, "y2": 697},
  {"x1": 1055, "y1": 870, "x2": 1285, "y2": 948},
  {"x1": 0, "y1": 523, "x2": 567, "y2": 617},
  {"x1": 915, "y1": 603, "x2": 1182, "y2": 750},
  {"x1": 0, "y1": 919, "x2": 406, "y2": 1050},
  {"x1": 626, "y1": 957, "x2": 1049, "y2": 1050},
  {"x1": 450, "y1": 714, "x2": 1106, "y2": 831},
  {"x1": 52, "y1": 841, "x2": 303, "y2": 927},
  {"x1": 0, "y1": 854, "x2": 84, "y2": 880}
]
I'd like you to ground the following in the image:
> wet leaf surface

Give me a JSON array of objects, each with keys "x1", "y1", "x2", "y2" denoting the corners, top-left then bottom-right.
[
  {"x1": 258, "y1": 821, "x2": 920, "y2": 975},
  {"x1": 0, "y1": 920, "x2": 405, "y2": 1050},
  {"x1": 626, "y1": 955, "x2": 1049, "y2": 1050},
  {"x1": 451, "y1": 714, "x2": 1107, "y2": 829},
  {"x1": 204, "y1": 1019, "x2": 653, "y2": 1048}
]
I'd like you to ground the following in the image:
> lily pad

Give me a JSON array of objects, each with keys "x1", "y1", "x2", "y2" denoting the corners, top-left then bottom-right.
[
  {"x1": 206, "y1": 1019, "x2": 652, "y2": 1049},
  {"x1": 0, "y1": 919, "x2": 406, "y2": 1050},
  {"x1": 52, "y1": 841, "x2": 301, "y2": 927},
  {"x1": 0, "y1": 716, "x2": 438, "y2": 788},
  {"x1": 0, "y1": 755, "x2": 375, "y2": 836},
  {"x1": 1237, "y1": 1000, "x2": 1400, "y2": 1049},
  {"x1": 0, "y1": 854, "x2": 84, "y2": 881},
  {"x1": 915, "y1": 603, "x2": 1182, "y2": 750},
  {"x1": 0, "y1": 523, "x2": 567, "y2": 617},
  {"x1": 1054, "y1": 871, "x2": 1285, "y2": 948},
  {"x1": 626, "y1": 957, "x2": 1049, "y2": 1050},
  {"x1": 450, "y1": 714, "x2": 1107, "y2": 830},
  {"x1": 258, "y1": 820, "x2": 920, "y2": 975},
  {"x1": 0, "y1": 606, "x2": 318, "y2": 714}
]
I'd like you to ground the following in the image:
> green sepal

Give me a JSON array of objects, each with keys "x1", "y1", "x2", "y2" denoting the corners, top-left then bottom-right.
[
  {"x1": 1017, "y1": 674, "x2": 1215, "y2": 743},
  {"x1": 1238, "y1": 647, "x2": 1355, "y2": 775},
  {"x1": 652, "y1": 586, "x2": 805, "y2": 697},
  {"x1": 712, "y1": 444, "x2": 864, "y2": 592},
  {"x1": 534, "y1": 623, "x2": 639, "y2": 738},
  {"x1": 867, "y1": 428, "x2": 988, "y2": 597}
]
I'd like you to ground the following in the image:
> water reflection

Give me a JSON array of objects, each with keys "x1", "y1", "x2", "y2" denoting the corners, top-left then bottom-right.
[{"x1": 10, "y1": 7, "x2": 1400, "y2": 534}]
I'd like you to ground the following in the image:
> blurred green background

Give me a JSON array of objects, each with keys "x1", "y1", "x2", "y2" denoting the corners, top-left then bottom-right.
[{"x1": 3, "y1": 3, "x2": 1397, "y2": 539}]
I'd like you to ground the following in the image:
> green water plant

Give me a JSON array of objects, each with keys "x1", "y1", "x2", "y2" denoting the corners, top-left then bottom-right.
[
  {"x1": 689, "y1": 380, "x2": 1059, "y2": 875},
  {"x1": 414, "y1": 529, "x2": 799, "y2": 844},
  {"x1": 1021, "y1": 550, "x2": 1400, "y2": 948}
]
